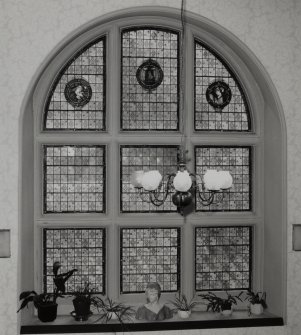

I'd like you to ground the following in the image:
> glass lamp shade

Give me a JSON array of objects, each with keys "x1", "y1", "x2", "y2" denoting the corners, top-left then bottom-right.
[
  {"x1": 203, "y1": 169, "x2": 220, "y2": 191},
  {"x1": 203, "y1": 170, "x2": 233, "y2": 191},
  {"x1": 141, "y1": 170, "x2": 162, "y2": 191},
  {"x1": 173, "y1": 170, "x2": 192, "y2": 192},
  {"x1": 218, "y1": 171, "x2": 233, "y2": 189},
  {"x1": 130, "y1": 170, "x2": 145, "y2": 188}
]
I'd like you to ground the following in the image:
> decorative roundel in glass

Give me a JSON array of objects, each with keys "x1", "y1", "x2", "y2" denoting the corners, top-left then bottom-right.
[
  {"x1": 64, "y1": 78, "x2": 92, "y2": 108},
  {"x1": 136, "y1": 59, "x2": 164, "y2": 91},
  {"x1": 206, "y1": 80, "x2": 232, "y2": 110}
]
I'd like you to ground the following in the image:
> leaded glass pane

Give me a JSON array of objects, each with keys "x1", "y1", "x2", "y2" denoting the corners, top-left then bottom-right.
[
  {"x1": 120, "y1": 145, "x2": 178, "y2": 212},
  {"x1": 44, "y1": 228, "x2": 106, "y2": 294},
  {"x1": 195, "y1": 226, "x2": 252, "y2": 291},
  {"x1": 44, "y1": 145, "x2": 105, "y2": 213},
  {"x1": 195, "y1": 40, "x2": 251, "y2": 131},
  {"x1": 121, "y1": 28, "x2": 179, "y2": 130},
  {"x1": 120, "y1": 228, "x2": 180, "y2": 293},
  {"x1": 44, "y1": 37, "x2": 105, "y2": 130},
  {"x1": 195, "y1": 146, "x2": 251, "y2": 211}
]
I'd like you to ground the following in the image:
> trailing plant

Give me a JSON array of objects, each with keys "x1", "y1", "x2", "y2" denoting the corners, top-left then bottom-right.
[
  {"x1": 245, "y1": 290, "x2": 267, "y2": 308},
  {"x1": 94, "y1": 297, "x2": 135, "y2": 324},
  {"x1": 17, "y1": 262, "x2": 77, "y2": 312},
  {"x1": 169, "y1": 293, "x2": 199, "y2": 311},
  {"x1": 199, "y1": 291, "x2": 243, "y2": 312}
]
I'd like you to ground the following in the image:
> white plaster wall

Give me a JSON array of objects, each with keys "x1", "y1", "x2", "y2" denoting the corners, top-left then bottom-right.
[{"x1": 0, "y1": 0, "x2": 300, "y2": 334}]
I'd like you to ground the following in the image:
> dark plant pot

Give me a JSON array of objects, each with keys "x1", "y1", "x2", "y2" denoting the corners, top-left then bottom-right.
[
  {"x1": 37, "y1": 303, "x2": 58, "y2": 322},
  {"x1": 72, "y1": 298, "x2": 92, "y2": 321}
]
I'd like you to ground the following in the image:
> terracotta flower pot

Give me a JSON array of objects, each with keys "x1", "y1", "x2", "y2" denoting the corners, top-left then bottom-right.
[
  {"x1": 177, "y1": 310, "x2": 191, "y2": 319},
  {"x1": 37, "y1": 303, "x2": 58, "y2": 322}
]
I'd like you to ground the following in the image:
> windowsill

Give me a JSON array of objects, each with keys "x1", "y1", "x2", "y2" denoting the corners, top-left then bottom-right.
[{"x1": 20, "y1": 311, "x2": 284, "y2": 334}]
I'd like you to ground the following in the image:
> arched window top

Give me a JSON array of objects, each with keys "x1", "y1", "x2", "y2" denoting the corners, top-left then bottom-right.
[
  {"x1": 194, "y1": 39, "x2": 251, "y2": 131},
  {"x1": 44, "y1": 36, "x2": 106, "y2": 131}
]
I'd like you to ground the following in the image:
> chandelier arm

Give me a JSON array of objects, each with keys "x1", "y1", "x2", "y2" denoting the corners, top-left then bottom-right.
[
  {"x1": 138, "y1": 188, "x2": 152, "y2": 203},
  {"x1": 143, "y1": 174, "x2": 175, "y2": 207}
]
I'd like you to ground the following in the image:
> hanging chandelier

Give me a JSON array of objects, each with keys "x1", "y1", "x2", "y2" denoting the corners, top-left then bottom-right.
[
  {"x1": 130, "y1": 148, "x2": 233, "y2": 215},
  {"x1": 129, "y1": 0, "x2": 233, "y2": 215}
]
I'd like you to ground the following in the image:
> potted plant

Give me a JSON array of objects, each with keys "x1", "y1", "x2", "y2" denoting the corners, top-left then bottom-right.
[
  {"x1": 199, "y1": 291, "x2": 243, "y2": 316},
  {"x1": 94, "y1": 297, "x2": 135, "y2": 323},
  {"x1": 17, "y1": 262, "x2": 77, "y2": 322},
  {"x1": 71, "y1": 283, "x2": 99, "y2": 321},
  {"x1": 245, "y1": 290, "x2": 267, "y2": 315},
  {"x1": 169, "y1": 293, "x2": 199, "y2": 319}
]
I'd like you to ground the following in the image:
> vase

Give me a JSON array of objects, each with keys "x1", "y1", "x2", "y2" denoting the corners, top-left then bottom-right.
[
  {"x1": 37, "y1": 303, "x2": 58, "y2": 322},
  {"x1": 221, "y1": 308, "x2": 232, "y2": 316},
  {"x1": 177, "y1": 310, "x2": 191, "y2": 319},
  {"x1": 250, "y1": 303, "x2": 263, "y2": 315},
  {"x1": 107, "y1": 311, "x2": 118, "y2": 320}
]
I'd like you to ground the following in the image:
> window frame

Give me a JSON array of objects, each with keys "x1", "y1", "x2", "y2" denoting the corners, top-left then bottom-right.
[{"x1": 20, "y1": 8, "x2": 286, "y2": 332}]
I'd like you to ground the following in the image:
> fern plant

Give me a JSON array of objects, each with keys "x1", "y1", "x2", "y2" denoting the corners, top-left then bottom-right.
[
  {"x1": 169, "y1": 293, "x2": 199, "y2": 311},
  {"x1": 199, "y1": 291, "x2": 243, "y2": 312}
]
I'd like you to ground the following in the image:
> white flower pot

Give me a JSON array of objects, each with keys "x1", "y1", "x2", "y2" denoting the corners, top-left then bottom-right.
[
  {"x1": 250, "y1": 303, "x2": 263, "y2": 315},
  {"x1": 221, "y1": 309, "x2": 232, "y2": 316},
  {"x1": 107, "y1": 311, "x2": 118, "y2": 320},
  {"x1": 177, "y1": 310, "x2": 191, "y2": 319}
]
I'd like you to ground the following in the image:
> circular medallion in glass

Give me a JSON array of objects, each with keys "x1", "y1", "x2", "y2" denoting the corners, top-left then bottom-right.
[
  {"x1": 136, "y1": 59, "x2": 164, "y2": 91},
  {"x1": 64, "y1": 78, "x2": 92, "y2": 108}
]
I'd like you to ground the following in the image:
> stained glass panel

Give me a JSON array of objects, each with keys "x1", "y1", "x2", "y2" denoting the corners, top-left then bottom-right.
[
  {"x1": 120, "y1": 145, "x2": 178, "y2": 212},
  {"x1": 44, "y1": 37, "x2": 105, "y2": 130},
  {"x1": 195, "y1": 226, "x2": 252, "y2": 291},
  {"x1": 195, "y1": 40, "x2": 251, "y2": 131},
  {"x1": 44, "y1": 145, "x2": 105, "y2": 213},
  {"x1": 121, "y1": 28, "x2": 179, "y2": 130},
  {"x1": 44, "y1": 228, "x2": 106, "y2": 294},
  {"x1": 195, "y1": 146, "x2": 251, "y2": 211},
  {"x1": 120, "y1": 228, "x2": 180, "y2": 293}
]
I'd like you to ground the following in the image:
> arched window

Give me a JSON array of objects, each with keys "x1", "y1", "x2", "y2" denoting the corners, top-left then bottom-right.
[{"x1": 20, "y1": 7, "x2": 286, "y2": 333}]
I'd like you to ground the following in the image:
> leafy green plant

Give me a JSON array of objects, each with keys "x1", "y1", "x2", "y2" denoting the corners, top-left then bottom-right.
[
  {"x1": 17, "y1": 262, "x2": 77, "y2": 312},
  {"x1": 94, "y1": 297, "x2": 135, "y2": 324},
  {"x1": 199, "y1": 291, "x2": 243, "y2": 312},
  {"x1": 245, "y1": 290, "x2": 267, "y2": 308},
  {"x1": 169, "y1": 293, "x2": 199, "y2": 311},
  {"x1": 72, "y1": 282, "x2": 99, "y2": 307}
]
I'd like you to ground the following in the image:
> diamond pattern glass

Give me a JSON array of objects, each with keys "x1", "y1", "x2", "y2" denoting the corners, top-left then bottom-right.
[
  {"x1": 44, "y1": 145, "x2": 105, "y2": 213},
  {"x1": 195, "y1": 146, "x2": 251, "y2": 211},
  {"x1": 121, "y1": 28, "x2": 179, "y2": 130},
  {"x1": 120, "y1": 145, "x2": 178, "y2": 212},
  {"x1": 44, "y1": 37, "x2": 105, "y2": 130},
  {"x1": 120, "y1": 228, "x2": 180, "y2": 293},
  {"x1": 195, "y1": 226, "x2": 252, "y2": 291},
  {"x1": 195, "y1": 40, "x2": 251, "y2": 131},
  {"x1": 44, "y1": 228, "x2": 106, "y2": 294}
]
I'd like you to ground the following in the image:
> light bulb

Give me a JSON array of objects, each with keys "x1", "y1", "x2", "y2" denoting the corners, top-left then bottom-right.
[
  {"x1": 141, "y1": 170, "x2": 162, "y2": 191},
  {"x1": 173, "y1": 170, "x2": 192, "y2": 192}
]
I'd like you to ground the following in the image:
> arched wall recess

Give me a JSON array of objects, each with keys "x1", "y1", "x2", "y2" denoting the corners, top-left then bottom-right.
[{"x1": 19, "y1": 6, "x2": 286, "y2": 331}]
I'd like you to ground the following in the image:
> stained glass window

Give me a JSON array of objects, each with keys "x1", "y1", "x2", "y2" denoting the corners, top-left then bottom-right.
[
  {"x1": 195, "y1": 146, "x2": 251, "y2": 211},
  {"x1": 195, "y1": 226, "x2": 252, "y2": 291},
  {"x1": 195, "y1": 40, "x2": 251, "y2": 131},
  {"x1": 120, "y1": 228, "x2": 180, "y2": 293},
  {"x1": 44, "y1": 145, "x2": 105, "y2": 213},
  {"x1": 44, "y1": 37, "x2": 105, "y2": 130},
  {"x1": 44, "y1": 228, "x2": 106, "y2": 294},
  {"x1": 121, "y1": 28, "x2": 179, "y2": 130},
  {"x1": 120, "y1": 145, "x2": 178, "y2": 212}
]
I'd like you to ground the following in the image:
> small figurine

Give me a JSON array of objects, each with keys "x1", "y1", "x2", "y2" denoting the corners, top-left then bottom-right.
[{"x1": 135, "y1": 282, "x2": 173, "y2": 321}]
